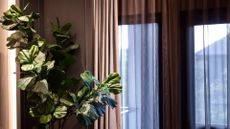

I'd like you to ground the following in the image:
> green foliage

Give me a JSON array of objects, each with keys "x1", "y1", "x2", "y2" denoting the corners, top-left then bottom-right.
[
  {"x1": 0, "y1": 4, "x2": 122, "y2": 128},
  {"x1": 53, "y1": 106, "x2": 68, "y2": 119}
]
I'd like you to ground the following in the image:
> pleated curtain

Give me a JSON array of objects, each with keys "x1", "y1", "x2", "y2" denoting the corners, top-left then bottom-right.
[{"x1": 84, "y1": 0, "x2": 121, "y2": 129}]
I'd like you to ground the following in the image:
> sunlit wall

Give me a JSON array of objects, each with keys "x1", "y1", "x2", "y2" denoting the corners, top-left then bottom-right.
[{"x1": 0, "y1": 0, "x2": 18, "y2": 129}]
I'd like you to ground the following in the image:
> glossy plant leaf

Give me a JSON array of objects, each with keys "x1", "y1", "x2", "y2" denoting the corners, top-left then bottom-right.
[
  {"x1": 64, "y1": 43, "x2": 79, "y2": 53},
  {"x1": 29, "y1": 45, "x2": 39, "y2": 59},
  {"x1": 101, "y1": 96, "x2": 117, "y2": 108},
  {"x1": 91, "y1": 102, "x2": 105, "y2": 117},
  {"x1": 60, "y1": 98, "x2": 73, "y2": 107},
  {"x1": 21, "y1": 64, "x2": 34, "y2": 71},
  {"x1": 102, "y1": 73, "x2": 121, "y2": 84},
  {"x1": 29, "y1": 12, "x2": 40, "y2": 20},
  {"x1": 102, "y1": 73, "x2": 122, "y2": 94},
  {"x1": 32, "y1": 79, "x2": 49, "y2": 94},
  {"x1": 44, "y1": 61, "x2": 55, "y2": 71},
  {"x1": 34, "y1": 51, "x2": 46, "y2": 65},
  {"x1": 76, "y1": 104, "x2": 99, "y2": 126},
  {"x1": 40, "y1": 114, "x2": 52, "y2": 124},
  {"x1": 6, "y1": 31, "x2": 27, "y2": 48},
  {"x1": 68, "y1": 92, "x2": 77, "y2": 103},
  {"x1": 36, "y1": 98, "x2": 55, "y2": 115},
  {"x1": 53, "y1": 106, "x2": 67, "y2": 119},
  {"x1": 80, "y1": 71, "x2": 95, "y2": 89},
  {"x1": 18, "y1": 16, "x2": 29, "y2": 22},
  {"x1": 18, "y1": 76, "x2": 35, "y2": 90},
  {"x1": 10, "y1": 5, "x2": 22, "y2": 14},
  {"x1": 108, "y1": 84, "x2": 122, "y2": 94},
  {"x1": 76, "y1": 86, "x2": 90, "y2": 101},
  {"x1": 18, "y1": 50, "x2": 30, "y2": 63},
  {"x1": 2, "y1": 23, "x2": 18, "y2": 30}
]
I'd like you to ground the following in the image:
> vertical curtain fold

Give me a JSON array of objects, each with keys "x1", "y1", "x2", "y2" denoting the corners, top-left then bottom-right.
[
  {"x1": 161, "y1": 0, "x2": 181, "y2": 128},
  {"x1": 85, "y1": 0, "x2": 120, "y2": 129},
  {"x1": 226, "y1": 8, "x2": 230, "y2": 129}
]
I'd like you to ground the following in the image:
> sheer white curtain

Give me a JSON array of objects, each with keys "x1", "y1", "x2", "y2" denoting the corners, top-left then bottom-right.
[
  {"x1": 119, "y1": 23, "x2": 159, "y2": 129},
  {"x1": 194, "y1": 24, "x2": 230, "y2": 129}
]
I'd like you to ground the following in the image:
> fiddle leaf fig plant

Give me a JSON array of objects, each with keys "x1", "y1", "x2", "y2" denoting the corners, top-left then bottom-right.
[{"x1": 0, "y1": 4, "x2": 122, "y2": 128}]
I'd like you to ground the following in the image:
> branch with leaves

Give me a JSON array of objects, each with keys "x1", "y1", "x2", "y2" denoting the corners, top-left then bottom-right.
[{"x1": 0, "y1": 4, "x2": 122, "y2": 129}]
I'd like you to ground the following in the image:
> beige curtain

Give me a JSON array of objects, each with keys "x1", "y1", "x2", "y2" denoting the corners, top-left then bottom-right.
[
  {"x1": 0, "y1": 2, "x2": 10, "y2": 129},
  {"x1": 84, "y1": 0, "x2": 120, "y2": 129}
]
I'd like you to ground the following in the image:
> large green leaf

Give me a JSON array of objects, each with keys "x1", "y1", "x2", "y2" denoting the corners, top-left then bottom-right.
[
  {"x1": 27, "y1": 92, "x2": 47, "y2": 105},
  {"x1": 102, "y1": 73, "x2": 122, "y2": 94},
  {"x1": 21, "y1": 64, "x2": 34, "y2": 71},
  {"x1": 60, "y1": 98, "x2": 73, "y2": 107},
  {"x1": 76, "y1": 86, "x2": 89, "y2": 101},
  {"x1": 61, "y1": 23, "x2": 71, "y2": 33},
  {"x1": 44, "y1": 61, "x2": 55, "y2": 71},
  {"x1": 32, "y1": 81, "x2": 48, "y2": 96},
  {"x1": 2, "y1": 23, "x2": 18, "y2": 30},
  {"x1": 3, "y1": 10, "x2": 12, "y2": 18},
  {"x1": 34, "y1": 51, "x2": 46, "y2": 73},
  {"x1": 47, "y1": 44, "x2": 61, "y2": 49},
  {"x1": 53, "y1": 106, "x2": 67, "y2": 119},
  {"x1": 80, "y1": 71, "x2": 95, "y2": 89},
  {"x1": 18, "y1": 50, "x2": 30, "y2": 63},
  {"x1": 18, "y1": 76, "x2": 35, "y2": 90},
  {"x1": 18, "y1": 16, "x2": 29, "y2": 22},
  {"x1": 76, "y1": 104, "x2": 99, "y2": 126},
  {"x1": 99, "y1": 85, "x2": 110, "y2": 95},
  {"x1": 91, "y1": 102, "x2": 105, "y2": 117},
  {"x1": 1, "y1": 18, "x2": 14, "y2": 26},
  {"x1": 38, "y1": 40, "x2": 45, "y2": 47},
  {"x1": 102, "y1": 73, "x2": 121, "y2": 84},
  {"x1": 108, "y1": 84, "x2": 122, "y2": 94},
  {"x1": 34, "y1": 51, "x2": 45, "y2": 65},
  {"x1": 64, "y1": 43, "x2": 79, "y2": 53},
  {"x1": 29, "y1": 45, "x2": 39, "y2": 59},
  {"x1": 39, "y1": 114, "x2": 52, "y2": 124},
  {"x1": 10, "y1": 5, "x2": 22, "y2": 15},
  {"x1": 101, "y1": 96, "x2": 117, "y2": 108},
  {"x1": 6, "y1": 31, "x2": 26, "y2": 48},
  {"x1": 68, "y1": 92, "x2": 77, "y2": 103},
  {"x1": 18, "y1": 46, "x2": 45, "y2": 71},
  {"x1": 35, "y1": 97, "x2": 55, "y2": 115},
  {"x1": 32, "y1": 79, "x2": 49, "y2": 94},
  {"x1": 29, "y1": 12, "x2": 40, "y2": 20}
]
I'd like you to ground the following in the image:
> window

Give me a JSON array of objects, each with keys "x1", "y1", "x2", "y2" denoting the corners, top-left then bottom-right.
[
  {"x1": 194, "y1": 24, "x2": 229, "y2": 128},
  {"x1": 119, "y1": 23, "x2": 159, "y2": 129}
]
